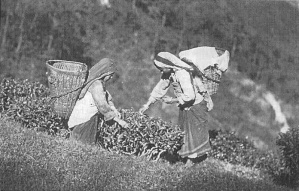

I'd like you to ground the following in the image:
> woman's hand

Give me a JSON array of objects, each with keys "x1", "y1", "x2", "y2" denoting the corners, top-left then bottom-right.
[
  {"x1": 118, "y1": 119, "x2": 129, "y2": 128},
  {"x1": 139, "y1": 97, "x2": 156, "y2": 114},
  {"x1": 114, "y1": 109, "x2": 121, "y2": 118},
  {"x1": 114, "y1": 117, "x2": 129, "y2": 128},
  {"x1": 139, "y1": 104, "x2": 149, "y2": 114}
]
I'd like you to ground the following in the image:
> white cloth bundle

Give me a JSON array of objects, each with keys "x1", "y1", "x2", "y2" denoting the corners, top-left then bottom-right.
[{"x1": 179, "y1": 46, "x2": 229, "y2": 72}]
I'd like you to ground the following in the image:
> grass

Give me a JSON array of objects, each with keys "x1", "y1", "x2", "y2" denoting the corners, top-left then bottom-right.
[{"x1": 0, "y1": 117, "x2": 293, "y2": 191}]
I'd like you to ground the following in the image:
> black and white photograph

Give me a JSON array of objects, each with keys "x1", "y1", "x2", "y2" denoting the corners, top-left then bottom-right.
[{"x1": 0, "y1": 0, "x2": 298, "y2": 190}]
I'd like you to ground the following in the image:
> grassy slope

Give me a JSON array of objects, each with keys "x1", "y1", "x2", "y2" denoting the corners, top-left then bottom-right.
[{"x1": 0, "y1": 117, "x2": 292, "y2": 191}]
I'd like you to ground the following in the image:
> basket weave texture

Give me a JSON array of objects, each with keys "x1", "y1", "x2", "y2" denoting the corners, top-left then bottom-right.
[
  {"x1": 202, "y1": 48, "x2": 225, "y2": 95},
  {"x1": 202, "y1": 66, "x2": 222, "y2": 95},
  {"x1": 46, "y1": 60, "x2": 88, "y2": 118}
]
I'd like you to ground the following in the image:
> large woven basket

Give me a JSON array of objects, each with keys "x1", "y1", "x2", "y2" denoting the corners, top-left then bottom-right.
[
  {"x1": 202, "y1": 48, "x2": 226, "y2": 95},
  {"x1": 46, "y1": 60, "x2": 88, "y2": 118},
  {"x1": 202, "y1": 66, "x2": 222, "y2": 95}
]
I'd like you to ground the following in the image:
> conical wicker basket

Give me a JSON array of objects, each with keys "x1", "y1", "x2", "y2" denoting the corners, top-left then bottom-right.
[
  {"x1": 202, "y1": 66, "x2": 222, "y2": 95},
  {"x1": 46, "y1": 60, "x2": 88, "y2": 118},
  {"x1": 201, "y1": 48, "x2": 226, "y2": 95}
]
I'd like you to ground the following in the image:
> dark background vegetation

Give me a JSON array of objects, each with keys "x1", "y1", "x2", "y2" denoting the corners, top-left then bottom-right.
[
  {"x1": 1, "y1": 0, "x2": 299, "y2": 189},
  {"x1": 1, "y1": 0, "x2": 299, "y2": 148}
]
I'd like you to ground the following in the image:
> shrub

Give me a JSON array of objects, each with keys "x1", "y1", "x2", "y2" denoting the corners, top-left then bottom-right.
[
  {"x1": 0, "y1": 78, "x2": 184, "y2": 160},
  {"x1": 209, "y1": 130, "x2": 257, "y2": 165},
  {"x1": 0, "y1": 78, "x2": 46, "y2": 111},
  {"x1": 2, "y1": 77, "x2": 298, "y2": 189},
  {"x1": 274, "y1": 127, "x2": 299, "y2": 188},
  {"x1": 97, "y1": 109, "x2": 184, "y2": 161},
  {"x1": 0, "y1": 78, "x2": 67, "y2": 136},
  {"x1": 209, "y1": 130, "x2": 284, "y2": 174}
]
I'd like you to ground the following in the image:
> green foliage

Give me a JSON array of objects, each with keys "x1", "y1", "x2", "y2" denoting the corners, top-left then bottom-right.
[
  {"x1": 0, "y1": 78, "x2": 184, "y2": 160},
  {"x1": 209, "y1": 130, "x2": 282, "y2": 171},
  {"x1": 274, "y1": 128, "x2": 299, "y2": 188},
  {"x1": 0, "y1": 78, "x2": 48, "y2": 111},
  {"x1": 1, "y1": 0, "x2": 299, "y2": 188},
  {"x1": 210, "y1": 129, "x2": 299, "y2": 189},
  {"x1": 0, "y1": 78, "x2": 66, "y2": 136},
  {"x1": 1, "y1": 77, "x2": 299, "y2": 189},
  {"x1": 98, "y1": 109, "x2": 184, "y2": 161},
  {"x1": 1, "y1": 0, "x2": 299, "y2": 107},
  {"x1": 210, "y1": 130, "x2": 259, "y2": 165}
]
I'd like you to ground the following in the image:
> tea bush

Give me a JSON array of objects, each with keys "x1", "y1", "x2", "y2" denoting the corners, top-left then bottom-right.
[
  {"x1": 0, "y1": 78, "x2": 47, "y2": 111},
  {"x1": 1, "y1": 78, "x2": 299, "y2": 189},
  {"x1": 209, "y1": 129, "x2": 299, "y2": 189},
  {"x1": 0, "y1": 78, "x2": 66, "y2": 136},
  {"x1": 0, "y1": 78, "x2": 184, "y2": 160},
  {"x1": 209, "y1": 130, "x2": 284, "y2": 173},
  {"x1": 274, "y1": 127, "x2": 299, "y2": 188},
  {"x1": 97, "y1": 109, "x2": 184, "y2": 161}
]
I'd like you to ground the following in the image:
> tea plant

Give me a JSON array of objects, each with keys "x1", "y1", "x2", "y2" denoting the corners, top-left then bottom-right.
[
  {"x1": 97, "y1": 109, "x2": 184, "y2": 161},
  {"x1": 1, "y1": 77, "x2": 299, "y2": 189},
  {"x1": 0, "y1": 78, "x2": 184, "y2": 160},
  {"x1": 274, "y1": 127, "x2": 299, "y2": 188},
  {"x1": 209, "y1": 130, "x2": 278, "y2": 169},
  {"x1": 0, "y1": 78, "x2": 66, "y2": 135}
]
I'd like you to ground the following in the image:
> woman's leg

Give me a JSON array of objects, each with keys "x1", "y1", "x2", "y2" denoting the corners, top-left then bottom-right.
[{"x1": 177, "y1": 103, "x2": 211, "y2": 158}]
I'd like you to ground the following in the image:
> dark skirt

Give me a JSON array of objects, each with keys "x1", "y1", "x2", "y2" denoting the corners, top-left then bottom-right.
[
  {"x1": 177, "y1": 103, "x2": 211, "y2": 158},
  {"x1": 70, "y1": 114, "x2": 100, "y2": 145}
]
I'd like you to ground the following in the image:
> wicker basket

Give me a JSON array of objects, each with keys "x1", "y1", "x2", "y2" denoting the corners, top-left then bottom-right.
[
  {"x1": 46, "y1": 60, "x2": 88, "y2": 118},
  {"x1": 202, "y1": 48, "x2": 226, "y2": 95},
  {"x1": 202, "y1": 66, "x2": 222, "y2": 95}
]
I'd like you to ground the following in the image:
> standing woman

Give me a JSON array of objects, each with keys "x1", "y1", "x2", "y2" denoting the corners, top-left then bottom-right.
[
  {"x1": 68, "y1": 58, "x2": 128, "y2": 145},
  {"x1": 139, "y1": 52, "x2": 214, "y2": 162}
]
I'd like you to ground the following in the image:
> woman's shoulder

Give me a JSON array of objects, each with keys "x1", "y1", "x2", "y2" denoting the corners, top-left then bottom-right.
[{"x1": 88, "y1": 79, "x2": 104, "y2": 93}]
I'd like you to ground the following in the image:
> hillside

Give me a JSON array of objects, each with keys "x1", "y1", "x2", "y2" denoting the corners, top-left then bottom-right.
[
  {"x1": 0, "y1": 117, "x2": 292, "y2": 191},
  {"x1": 0, "y1": 0, "x2": 299, "y2": 149}
]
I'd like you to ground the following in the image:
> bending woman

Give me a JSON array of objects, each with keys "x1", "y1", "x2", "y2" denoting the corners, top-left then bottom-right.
[
  {"x1": 139, "y1": 52, "x2": 214, "y2": 161},
  {"x1": 68, "y1": 58, "x2": 128, "y2": 145}
]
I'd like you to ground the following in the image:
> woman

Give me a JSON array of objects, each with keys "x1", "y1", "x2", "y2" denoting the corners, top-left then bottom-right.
[
  {"x1": 68, "y1": 58, "x2": 128, "y2": 145},
  {"x1": 139, "y1": 51, "x2": 224, "y2": 163}
]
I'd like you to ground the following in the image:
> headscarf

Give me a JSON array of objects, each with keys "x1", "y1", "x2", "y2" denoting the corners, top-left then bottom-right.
[
  {"x1": 154, "y1": 52, "x2": 193, "y2": 71},
  {"x1": 78, "y1": 58, "x2": 115, "y2": 99}
]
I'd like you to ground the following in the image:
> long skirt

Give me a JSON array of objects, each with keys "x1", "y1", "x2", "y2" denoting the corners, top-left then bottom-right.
[
  {"x1": 177, "y1": 103, "x2": 211, "y2": 158},
  {"x1": 70, "y1": 114, "x2": 100, "y2": 145}
]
